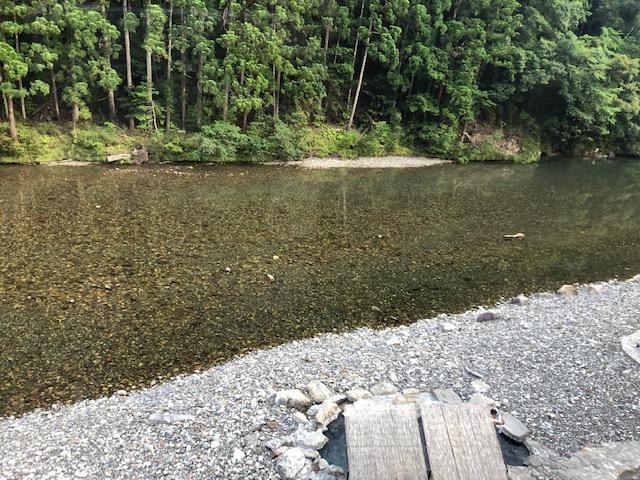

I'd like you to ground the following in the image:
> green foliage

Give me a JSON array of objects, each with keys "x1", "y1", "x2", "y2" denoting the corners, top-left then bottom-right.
[
  {"x1": 198, "y1": 122, "x2": 245, "y2": 161},
  {"x1": 0, "y1": 0, "x2": 639, "y2": 160}
]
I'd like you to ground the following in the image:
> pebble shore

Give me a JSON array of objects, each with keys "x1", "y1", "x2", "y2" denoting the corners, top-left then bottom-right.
[{"x1": 1, "y1": 277, "x2": 639, "y2": 479}]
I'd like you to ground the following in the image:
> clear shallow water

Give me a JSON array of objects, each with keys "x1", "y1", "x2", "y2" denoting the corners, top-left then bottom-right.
[{"x1": 1, "y1": 159, "x2": 639, "y2": 416}]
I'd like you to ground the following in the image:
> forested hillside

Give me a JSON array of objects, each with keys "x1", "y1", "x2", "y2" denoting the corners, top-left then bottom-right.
[{"x1": 0, "y1": 0, "x2": 639, "y2": 161}]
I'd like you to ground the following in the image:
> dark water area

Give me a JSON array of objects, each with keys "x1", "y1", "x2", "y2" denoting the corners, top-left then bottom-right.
[{"x1": 1, "y1": 159, "x2": 639, "y2": 416}]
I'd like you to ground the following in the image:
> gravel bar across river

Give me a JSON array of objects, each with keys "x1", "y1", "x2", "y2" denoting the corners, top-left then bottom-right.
[{"x1": 1, "y1": 277, "x2": 639, "y2": 479}]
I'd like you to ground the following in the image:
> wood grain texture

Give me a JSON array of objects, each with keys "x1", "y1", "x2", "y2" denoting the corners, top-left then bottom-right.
[
  {"x1": 420, "y1": 403, "x2": 507, "y2": 480},
  {"x1": 345, "y1": 403, "x2": 428, "y2": 480}
]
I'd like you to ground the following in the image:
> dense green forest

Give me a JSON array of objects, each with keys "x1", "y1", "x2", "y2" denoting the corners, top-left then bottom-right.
[{"x1": 0, "y1": 0, "x2": 639, "y2": 162}]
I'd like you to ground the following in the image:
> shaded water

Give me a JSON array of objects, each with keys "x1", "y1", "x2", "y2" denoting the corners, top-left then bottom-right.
[{"x1": 1, "y1": 159, "x2": 639, "y2": 416}]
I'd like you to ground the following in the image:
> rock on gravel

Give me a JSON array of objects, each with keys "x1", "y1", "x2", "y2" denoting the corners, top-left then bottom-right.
[
  {"x1": 276, "y1": 389, "x2": 312, "y2": 409},
  {"x1": 557, "y1": 284, "x2": 578, "y2": 295},
  {"x1": 304, "y1": 381, "x2": 334, "y2": 403},
  {"x1": 1, "y1": 279, "x2": 639, "y2": 479},
  {"x1": 275, "y1": 448, "x2": 306, "y2": 479},
  {"x1": 476, "y1": 310, "x2": 501, "y2": 322},
  {"x1": 314, "y1": 402, "x2": 341, "y2": 427},
  {"x1": 370, "y1": 382, "x2": 399, "y2": 396},
  {"x1": 345, "y1": 389, "x2": 371, "y2": 402}
]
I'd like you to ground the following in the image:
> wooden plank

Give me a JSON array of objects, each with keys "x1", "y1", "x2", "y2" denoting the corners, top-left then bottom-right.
[
  {"x1": 345, "y1": 403, "x2": 428, "y2": 480},
  {"x1": 464, "y1": 405, "x2": 507, "y2": 478},
  {"x1": 420, "y1": 402, "x2": 507, "y2": 480},
  {"x1": 420, "y1": 403, "x2": 461, "y2": 480}
]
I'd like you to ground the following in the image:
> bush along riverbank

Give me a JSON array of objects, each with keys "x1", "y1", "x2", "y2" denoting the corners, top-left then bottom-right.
[{"x1": 0, "y1": 120, "x2": 547, "y2": 165}]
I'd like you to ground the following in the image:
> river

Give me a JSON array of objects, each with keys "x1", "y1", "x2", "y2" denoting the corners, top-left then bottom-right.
[{"x1": 1, "y1": 159, "x2": 639, "y2": 416}]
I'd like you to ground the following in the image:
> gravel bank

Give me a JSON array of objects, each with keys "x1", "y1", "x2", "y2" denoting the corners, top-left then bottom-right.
[
  {"x1": 1, "y1": 278, "x2": 639, "y2": 479},
  {"x1": 271, "y1": 156, "x2": 451, "y2": 169}
]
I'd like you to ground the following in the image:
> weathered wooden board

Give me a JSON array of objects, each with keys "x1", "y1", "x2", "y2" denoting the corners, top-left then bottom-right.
[
  {"x1": 345, "y1": 403, "x2": 428, "y2": 480},
  {"x1": 420, "y1": 402, "x2": 507, "y2": 480}
]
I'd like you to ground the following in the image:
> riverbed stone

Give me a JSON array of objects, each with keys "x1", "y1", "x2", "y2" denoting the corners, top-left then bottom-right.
[
  {"x1": 292, "y1": 412, "x2": 308, "y2": 424},
  {"x1": 441, "y1": 322, "x2": 458, "y2": 332},
  {"x1": 346, "y1": 389, "x2": 371, "y2": 402},
  {"x1": 501, "y1": 411, "x2": 530, "y2": 442},
  {"x1": 557, "y1": 284, "x2": 577, "y2": 295},
  {"x1": 507, "y1": 466, "x2": 535, "y2": 480},
  {"x1": 471, "y1": 379, "x2": 491, "y2": 393},
  {"x1": 294, "y1": 429, "x2": 328, "y2": 450},
  {"x1": 370, "y1": 382, "x2": 399, "y2": 396},
  {"x1": 276, "y1": 389, "x2": 312, "y2": 409},
  {"x1": 432, "y1": 388, "x2": 462, "y2": 404},
  {"x1": 147, "y1": 413, "x2": 195, "y2": 425},
  {"x1": 469, "y1": 394, "x2": 499, "y2": 408},
  {"x1": 621, "y1": 330, "x2": 640, "y2": 365},
  {"x1": 476, "y1": 310, "x2": 500, "y2": 322},
  {"x1": 314, "y1": 402, "x2": 341, "y2": 426},
  {"x1": 386, "y1": 335, "x2": 403, "y2": 347},
  {"x1": 304, "y1": 381, "x2": 335, "y2": 403},
  {"x1": 510, "y1": 294, "x2": 530, "y2": 306},
  {"x1": 275, "y1": 448, "x2": 306, "y2": 479}
]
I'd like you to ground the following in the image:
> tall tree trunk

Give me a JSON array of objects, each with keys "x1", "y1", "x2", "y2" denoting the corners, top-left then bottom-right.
[
  {"x1": 222, "y1": 80, "x2": 229, "y2": 121},
  {"x1": 242, "y1": 110, "x2": 249, "y2": 131},
  {"x1": 323, "y1": 25, "x2": 330, "y2": 64},
  {"x1": 18, "y1": 79, "x2": 26, "y2": 120},
  {"x1": 239, "y1": 66, "x2": 247, "y2": 129},
  {"x1": 347, "y1": 17, "x2": 373, "y2": 130},
  {"x1": 101, "y1": 4, "x2": 117, "y2": 123},
  {"x1": 147, "y1": 48, "x2": 157, "y2": 130},
  {"x1": 275, "y1": 68, "x2": 281, "y2": 119},
  {"x1": 165, "y1": 0, "x2": 173, "y2": 130},
  {"x1": 347, "y1": 1, "x2": 365, "y2": 108},
  {"x1": 196, "y1": 55, "x2": 203, "y2": 130},
  {"x1": 107, "y1": 88, "x2": 117, "y2": 123},
  {"x1": 50, "y1": 69, "x2": 60, "y2": 120},
  {"x1": 333, "y1": 37, "x2": 340, "y2": 64},
  {"x1": 7, "y1": 95, "x2": 18, "y2": 142},
  {"x1": 180, "y1": 7, "x2": 186, "y2": 129},
  {"x1": 13, "y1": 21, "x2": 27, "y2": 120},
  {"x1": 72, "y1": 103, "x2": 79, "y2": 131},
  {"x1": 145, "y1": 2, "x2": 157, "y2": 131},
  {"x1": 272, "y1": 65, "x2": 278, "y2": 120},
  {"x1": 123, "y1": 0, "x2": 135, "y2": 129},
  {"x1": 2, "y1": 94, "x2": 7, "y2": 119}
]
